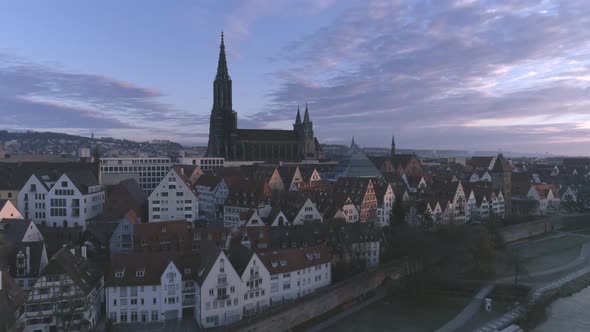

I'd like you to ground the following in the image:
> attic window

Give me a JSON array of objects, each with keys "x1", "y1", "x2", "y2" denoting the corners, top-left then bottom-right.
[
  {"x1": 279, "y1": 259, "x2": 287, "y2": 267},
  {"x1": 271, "y1": 259, "x2": 278, "y2": 268},
  {"x1": 115, "y1": 271, "x2": 124, "y2": 278},
  {"x1": 136, "y1": 269, "x2": 145, "y2": 277},
  {"x1": 194, "y1": 233, "x2": 201, "y2": 240},
  {"x1": 184, "y1": 268, "x2": 191, "y2": 274},
  {"x1": 161, "y1": 227, "x2": 166, "y2": 233},
  {"x1": 306, "y1": 253, "x2": 313, "y2": 261},
  {"x1": 291, "y1": 242, "x2": 296, "y2": 248},
  {"x1": 313, "y1": 251, "x2": 320, "y2": 259}
]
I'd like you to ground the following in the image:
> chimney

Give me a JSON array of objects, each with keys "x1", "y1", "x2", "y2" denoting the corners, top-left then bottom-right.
[
  {"x1": 26, "y1": 246, "x2": 30, "y2": 274},
  {"x1": 81, "y1": 245, "x2": 87, "y2": 259}
]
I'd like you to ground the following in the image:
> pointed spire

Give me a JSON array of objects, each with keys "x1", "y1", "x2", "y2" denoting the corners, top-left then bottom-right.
[
  {"x1": 216, "y1": 31, "x2": 230, "y2": 81},
  {"x1": 303, "y1": 103, "x2": 311, "y2": 123},
  {"x1": 295, "y1": 105, "x2": 302, "y2": 125},
  {"x1": 351, "y1": 136, "x2": 355, "y2": 147},
  {"x1": 390, "y1": 129, "x2": 396, "y2": 158}
]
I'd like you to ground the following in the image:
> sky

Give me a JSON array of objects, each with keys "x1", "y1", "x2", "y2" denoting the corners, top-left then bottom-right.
[{"x1": 0, "y1": 0, "x2": 589, "y2": 155}]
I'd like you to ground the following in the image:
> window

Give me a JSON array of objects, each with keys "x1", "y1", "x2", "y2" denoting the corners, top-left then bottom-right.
[
  {"x1": 131, "y1": 311, "x2": 138, "y2": 322},
  {"x1": 120, "y1": 312, "x2": 128, "y2": 322},
  {"x1": 153, "y1": 298, "x2": 156, "y2": 304},
  {"x1": 230, "y1": 286, "x2": 235, "y2": 293},
  {"x1": 61, "y1": 181, "x2": 68, "y2": 187},
  {"x1": 131, "y1": 299, "x2": 137, "y2": 305},
  {"x1": 151, "y1": 311, "x2": 158, "y2": 321}
]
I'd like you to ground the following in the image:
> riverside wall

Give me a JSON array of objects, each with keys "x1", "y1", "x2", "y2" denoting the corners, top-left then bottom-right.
[{"x1": 222, "y1": 260, "x2": 409, "y2": 332}]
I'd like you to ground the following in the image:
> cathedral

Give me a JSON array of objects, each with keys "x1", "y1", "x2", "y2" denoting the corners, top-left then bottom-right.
[{"x1": 207, "y1": 33, "x2": 322, "y2": 161}]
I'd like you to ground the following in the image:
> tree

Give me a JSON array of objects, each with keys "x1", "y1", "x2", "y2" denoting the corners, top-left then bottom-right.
[
  {"x1": 504, "y1": 248, "x2": 529, "y2": 284},
  {"x1": 92, "y1": 146, "x2": 101, "y2": 162},
  {"x1": 384, "y1": 197, "x2": 408, "y2": 259},
  {"x1": 419, "y1": 210, "x2": 434, "y2": 232}
]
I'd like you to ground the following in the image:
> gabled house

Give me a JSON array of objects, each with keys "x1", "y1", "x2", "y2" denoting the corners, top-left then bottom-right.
[
  {"x1": 19, "y1": 247, "x2": 103, "y2": 332},
  {"x1": 45, "y1": 171, "x2": 105, "y2": 229},
  {"x1": 105, "y1": 252, "x2": 197, "y2": 324},
  {"x1": 271, "y1": 192, "x2": 323, "y2": 225},
  {"x1": 194, "y1": 174, "x2": 223, "y2": 218},
  {"x1": 374, "y1": 180, "x2": 395, "y2": 228},
  {"x1": 226, "y1": 242, "x2": 271, "y2": 317},
  {"x1": 527, "y1": 184, "x2": 560, "y2": 215},
  {"x1": 333, "y1": 177, "x2": 378, "y2": 222},
  {"x1": 223, "y1": 178, "x2": 270, "y2": 228},
  {"x1": 148, "y1": 166, "x2": 199, "y2": 222},
  {"x1": 194, "y1": 245, "x2": 243, "y2": 328},
  {"x1": 258, "y1": 245, "x2": 331, "y2": 305},
  {"x1": 250, "y1": 165, "x2": 285, "y2": 192},
  {"x1": 0, "y1": 219, "x2": 48, "y2": 290},
  {"x1": 239, "y1": 209, "x2": 265, "y2": 227},
  {"x1": 277, "y1": 166, "x2": 304, "y2": 191}
]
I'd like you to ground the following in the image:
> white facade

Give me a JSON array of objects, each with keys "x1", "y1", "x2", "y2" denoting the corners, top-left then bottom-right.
[
  {"x1": 148, "y1": 168, "x2": 199, "y2": 222},
  {"x1": 237, "y1": 253, "x2": 271, "y2": 317},
  {"x1": 376, "y1": 184, "x2": 395, "y2": 227},
  {"x1": 18, "y1": 175, "x2": 49, "y2": 222},
  {"x1": 178, "y1": 157, "x2": 224, "y2": 170},
  {"x1": 352, "y1": 240, "x2": 380, "y2": 268},
  {"x1": 100, "y1": 157, "x2": 172, "y2": 194},
  {"x1": 106, "y1": 261, "x2": 183, "y2": 324},
  {"x1": 265, "y1": 252, "x2": 331, "y2": 304},
  {"x1": 44, "y1": 174, "x2": 104, "y2": 229},
  {"x1": 290, "y1": 198, "x2": 323, "y2": 225},
  {"x1": 195, "y1": 252, "x2": 243, "y2": 328}
]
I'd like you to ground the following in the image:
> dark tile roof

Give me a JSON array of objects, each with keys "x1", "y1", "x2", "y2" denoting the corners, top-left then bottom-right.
[
  {"x1": 226, "y1": 241, "x2": 254, "y2": 276},
  {"x1": 64, "y1": 170, "x2": 100, "y2": 194},
  {"x1": 257, "y1": 244, "x2": 331, "y2": 275},
  {"x1": 0, "y1": 162, "x2": 98, "y2": 191},
  {"x1": 134, "y1": 220, "x2": 193, "y2": 252},
  {"x1": 107, "y1": 251, "x2": 172, "y2": 286},
  {"x1": 195, "y1": 174, "x2": 222, "y2": 189},
  {"x1": 0, "y1": 271, "x2": 25, "y2": 326},
  {"x1": 42, "y1": 247, "x2": 103, "y2": 294},
  {"x1": 94, "y1": 179, "x2": 147, "y2": 222},
  {"x1": 0, "y1": 219, "x2": 36, "y2": 243}
]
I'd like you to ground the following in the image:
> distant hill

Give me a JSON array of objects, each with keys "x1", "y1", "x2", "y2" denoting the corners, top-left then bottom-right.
[{"x1": 0, "y1": 130, "x2": 186, "y2": 157}]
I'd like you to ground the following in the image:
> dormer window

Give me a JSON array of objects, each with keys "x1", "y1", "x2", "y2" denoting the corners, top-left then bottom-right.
[
  {"x1": 271, "y1": 259, "x2": 278, "y2": 267},
  {"x1": 161, "y1": 227, "x2": 166, "y2": 233},
  {"x1": 136, "y1": 269, "x2": 145, "y2": 277},
  {"x1": 291, "y1": 242, "x2": 296, "y2": 248},
  {"x1": 115, "y1": 271, "x2": 124, "y2": 278},
  {"x1": 184, "y1": 268, "x2": 191, "y2": 274},
  {"x1": 279, "y1": 259, "x2": 287, "y2": 267},
  {"x1": 194, "y1": 233, "x2": 201, "y2": 240}
]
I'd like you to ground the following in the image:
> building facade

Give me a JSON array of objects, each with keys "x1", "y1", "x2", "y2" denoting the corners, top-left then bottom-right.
[
  {"x1": 100, "y1": 157, "x2": 172, "y2": 195},
  {"x1": 148, "y1": 167, "x2": 199, "y2": 223}
]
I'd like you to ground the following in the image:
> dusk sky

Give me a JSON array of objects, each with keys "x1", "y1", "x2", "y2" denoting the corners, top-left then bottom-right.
[{"x1": 1, "y1": 0, "x2": 589, "y2": 155}]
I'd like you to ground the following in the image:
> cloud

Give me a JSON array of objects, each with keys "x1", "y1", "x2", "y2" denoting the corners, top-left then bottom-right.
[
  {"x1": 0, "y1": 54, "x2": 209, "y2": 143},
  {"x1": 256, "y1": 0, "x2": 590, "y2": 154}
]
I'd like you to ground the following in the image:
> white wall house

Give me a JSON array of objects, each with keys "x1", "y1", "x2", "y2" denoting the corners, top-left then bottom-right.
[
  {"x1": 376, "y1": 183, "x2": 395, "y2": 227},
  {"x1": 527, "y1": 184, "x2": 560, "y2": 215},
  {"x1": 148, "y1": 167, "x2": 199, "y2": 223},
  {"x1": 17, "y1": 174, "x2": 50, "y2": 223},
  {"x1": 195, "y1": 249, "x2": 243, "y2": 328},
  {"x1": 106, "y1": 252, "x2": 184, "y2": 325},
  {"x1": 258, "y1": 245, "x2": 331, "y2": 305},
  {"x1": 45, "y1": 172, "x2": 104, "y2": 229}
]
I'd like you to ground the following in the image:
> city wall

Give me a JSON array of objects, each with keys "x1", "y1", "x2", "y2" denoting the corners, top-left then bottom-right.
[
  {"x1": 500, "y1": 214, "x2": 589, "y2": 243},
  {"x1": 222, "y1": 260, "x2": 409, "y2": 332}
]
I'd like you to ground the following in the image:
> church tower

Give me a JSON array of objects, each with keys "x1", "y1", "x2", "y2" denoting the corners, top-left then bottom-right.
[
  {"x1": 300, "y1": 104, "x2": 317, "y2": 159},
  {"x1": 390, "y1": 130, "x2": 396, "y2": 158},
  {"x1": 207, "y1": 32, "x2": 237, "y2": 158}
]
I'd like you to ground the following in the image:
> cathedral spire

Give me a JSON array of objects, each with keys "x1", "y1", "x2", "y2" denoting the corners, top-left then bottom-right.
[
  {"x1": 390, "y1": 130, "x2": 396, "y2": 157},
  {"x1": 351, "y1": 136, "x2": 355, "y2": 148},
  {"x1": 303, "y1": 103, "x2": 311, "y2": 123},
  {"x1": 295, "y1": 105, "x2": 301, "y2": 125},
  {"x1": 216, "y1": 31, "x2": 230, "y2": 81}
]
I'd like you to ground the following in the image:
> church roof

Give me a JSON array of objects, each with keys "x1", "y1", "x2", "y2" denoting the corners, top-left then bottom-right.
[{"x1": 236, "y1": 129, "x2": 297, "y2": 141}]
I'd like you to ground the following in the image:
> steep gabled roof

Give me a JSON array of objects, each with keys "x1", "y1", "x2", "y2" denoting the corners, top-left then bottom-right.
[
  {"x1": 63, "y1": 170, "x2": 100, "y2": 194},
  {"x1": 41, "y1": 247, "x2": 103, "y2": 294},
  {"x1": 257, "y1": 245, "x2": 331, "y2": 275}
]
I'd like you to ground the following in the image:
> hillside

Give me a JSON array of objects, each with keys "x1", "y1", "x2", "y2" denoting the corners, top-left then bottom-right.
[{"x1": 0, "y1": 130, "x2": 187, "y2": 157}]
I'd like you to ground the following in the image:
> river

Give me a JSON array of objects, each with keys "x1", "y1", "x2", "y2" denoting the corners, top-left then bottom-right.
[{"x1": 534, "y1": 286, "x2": 590, "y2": 332}]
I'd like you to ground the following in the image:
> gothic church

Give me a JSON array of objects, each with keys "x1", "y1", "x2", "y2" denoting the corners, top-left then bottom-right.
[{"x1": 207, "y1": 33, "x2": 322, "y2": 161}]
